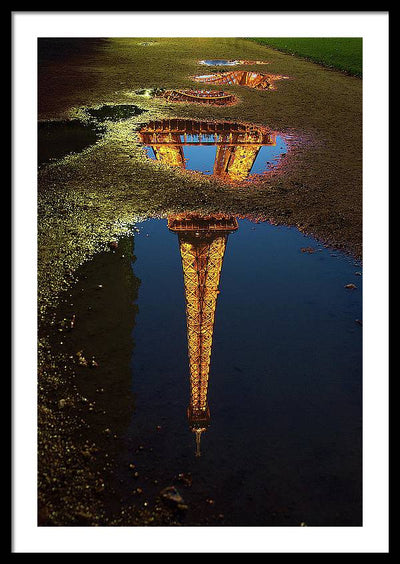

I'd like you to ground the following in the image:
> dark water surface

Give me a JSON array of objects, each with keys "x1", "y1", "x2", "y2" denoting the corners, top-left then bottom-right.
[
  {"x1": 85, "y1": 104, "x2": 148, "y2": 122},
  {"x1": 38, "y1": 104, "x2": 147, "y2": 167},
  {"x1": 119, "y1": 218, "x2": 362, "y2": 526},
  {"x1": 38, "y1": 120, "x2": 104, "y2": 167}
]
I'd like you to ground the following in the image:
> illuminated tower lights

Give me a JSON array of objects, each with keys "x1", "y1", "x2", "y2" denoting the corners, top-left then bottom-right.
[{"x1": 168, "y1": 214, "x2": 238, "y2": 456}]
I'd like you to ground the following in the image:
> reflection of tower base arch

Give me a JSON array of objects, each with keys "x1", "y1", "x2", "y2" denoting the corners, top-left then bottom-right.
[
  {"x1": 151, "y1": 143, "x2": 185, "y2": 168},
  {"x1": 169, "y1": 214, "x2": 238, "y2": 455},
  {"x1": 214, "y1": 144, "x2": 262, "y2": 182},
  {"x1": 139, "y1": 119, "x2": 277, "y2": 182}
]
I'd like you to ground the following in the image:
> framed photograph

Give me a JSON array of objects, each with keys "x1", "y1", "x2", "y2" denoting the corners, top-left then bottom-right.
[{"x1": 12, "y1": 11, "x2": 389, "y2": 554}]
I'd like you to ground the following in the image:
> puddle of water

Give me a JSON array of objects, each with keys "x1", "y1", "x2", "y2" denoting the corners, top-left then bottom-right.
[
  {"x1": 139, "y1": 118, "x2": 288, "y2": 182},
  {"x1": 54, "y1": 215, "x2": 362, "y2": 525},
  {"x1": 192, "y1": 71, "x2": 289, "y2": 91},
  {"x1": 199, "y1": 59, "x2": 269, "y2": 66},
  {"x1": 58, "y1": 216, "x2": 361, "y2": 525},
  {"x1": 128, "y1": 217, "x2": 362, "y2": 525},
  {"x1": 85, "y1": 104, "x2": 148, "y2": 122},
  {"x1": 38, "y1": 120, "x2": 104, "y2": 167},
  {"x1": 157, "y1": 89, "x2": 237, "y2": 106}
]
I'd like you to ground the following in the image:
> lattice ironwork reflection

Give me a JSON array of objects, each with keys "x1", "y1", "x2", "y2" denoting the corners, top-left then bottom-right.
[
  {"x1": 139, "y1": 119, "x2": 277, "y2": 182},
  {"x1": 191, "y1": 70, "x2": 289, "y2": 91},
  {"x1": 157, "y1": 89, "x2": 237, "y2": 106},
  {"x1": 168, "y1": 213, "x2": 238, "y2": 456}
]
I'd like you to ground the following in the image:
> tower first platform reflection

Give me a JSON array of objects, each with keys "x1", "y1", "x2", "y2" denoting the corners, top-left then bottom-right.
[{"x1": 168, "y1": 214, "x2": 238, "y2": 456}]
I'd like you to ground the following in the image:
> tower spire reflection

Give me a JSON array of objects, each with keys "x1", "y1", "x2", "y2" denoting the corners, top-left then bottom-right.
[{"x1": 168, "y1": 213, "x2": 238, "y2": 455}]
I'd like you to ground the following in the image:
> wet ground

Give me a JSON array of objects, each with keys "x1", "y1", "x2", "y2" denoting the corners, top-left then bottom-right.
[{"x1": 37, "y1": 38, "x2": 363, "y2": 527}]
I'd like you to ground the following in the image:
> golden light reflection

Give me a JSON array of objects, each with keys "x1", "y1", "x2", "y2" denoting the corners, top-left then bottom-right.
[
  {"x1": 139, "y1": 118, "x2": 277, "y2": 183},
  {"x1": 168, "y1": 213, "x2": 238, "y2": 456},
  {"x1": 157, "y1": 89, "x2": 237, "y2": 106},
  {"x1": 191, "y1": 70, "x2": 289, "y2": 91}
]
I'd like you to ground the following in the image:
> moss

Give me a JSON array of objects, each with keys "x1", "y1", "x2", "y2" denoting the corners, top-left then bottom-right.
[{"x1": 248, "y1": 38, "x2": 363, "y2": 77}]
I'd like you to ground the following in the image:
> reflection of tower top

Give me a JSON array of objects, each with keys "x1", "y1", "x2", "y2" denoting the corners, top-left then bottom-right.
[
  {"x1": 170, "y1": 213, "x2": 238, "y2": 456},
  {"x1": 194, "y1": 428, "x2": 205, "y2": 457}
]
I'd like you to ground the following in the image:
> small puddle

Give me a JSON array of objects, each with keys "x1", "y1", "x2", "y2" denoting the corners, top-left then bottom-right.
[
  {"x1": 85, "y1": 104, "x2": 148, "y2": 122},
  {"x1": 138, "y1": 118, "x2": 289, "y2": 183},
  {"x1": 199, "y1": 59, "x2": 269, "y2": 66},
  {"x1": 192, "y1": 71, "x2": 289, "y2": 91},
  {"x1": 157, "y1": 89, "x2": 237, "y2": 106},
  {"x1": 38, "y1": 120, "x2": 104, "y2": 167}
]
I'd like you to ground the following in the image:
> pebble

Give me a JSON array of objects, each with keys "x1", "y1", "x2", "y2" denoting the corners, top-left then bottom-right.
[{"x1": 160, "y1": 486, "x2": 188, "y2": 511}]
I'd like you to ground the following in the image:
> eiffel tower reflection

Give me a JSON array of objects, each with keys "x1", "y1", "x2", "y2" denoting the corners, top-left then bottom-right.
[
  {"x1": 168, "y1": 213, "x2": 238, "y2": 456},
  {"x1": 139, "y1": 118, "x2": 277, "y2": 182}
]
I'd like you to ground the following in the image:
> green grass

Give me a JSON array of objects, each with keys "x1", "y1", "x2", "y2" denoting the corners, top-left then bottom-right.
[{"x1": 248, "y1": 38, "x2": 362, "y2": 77}]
